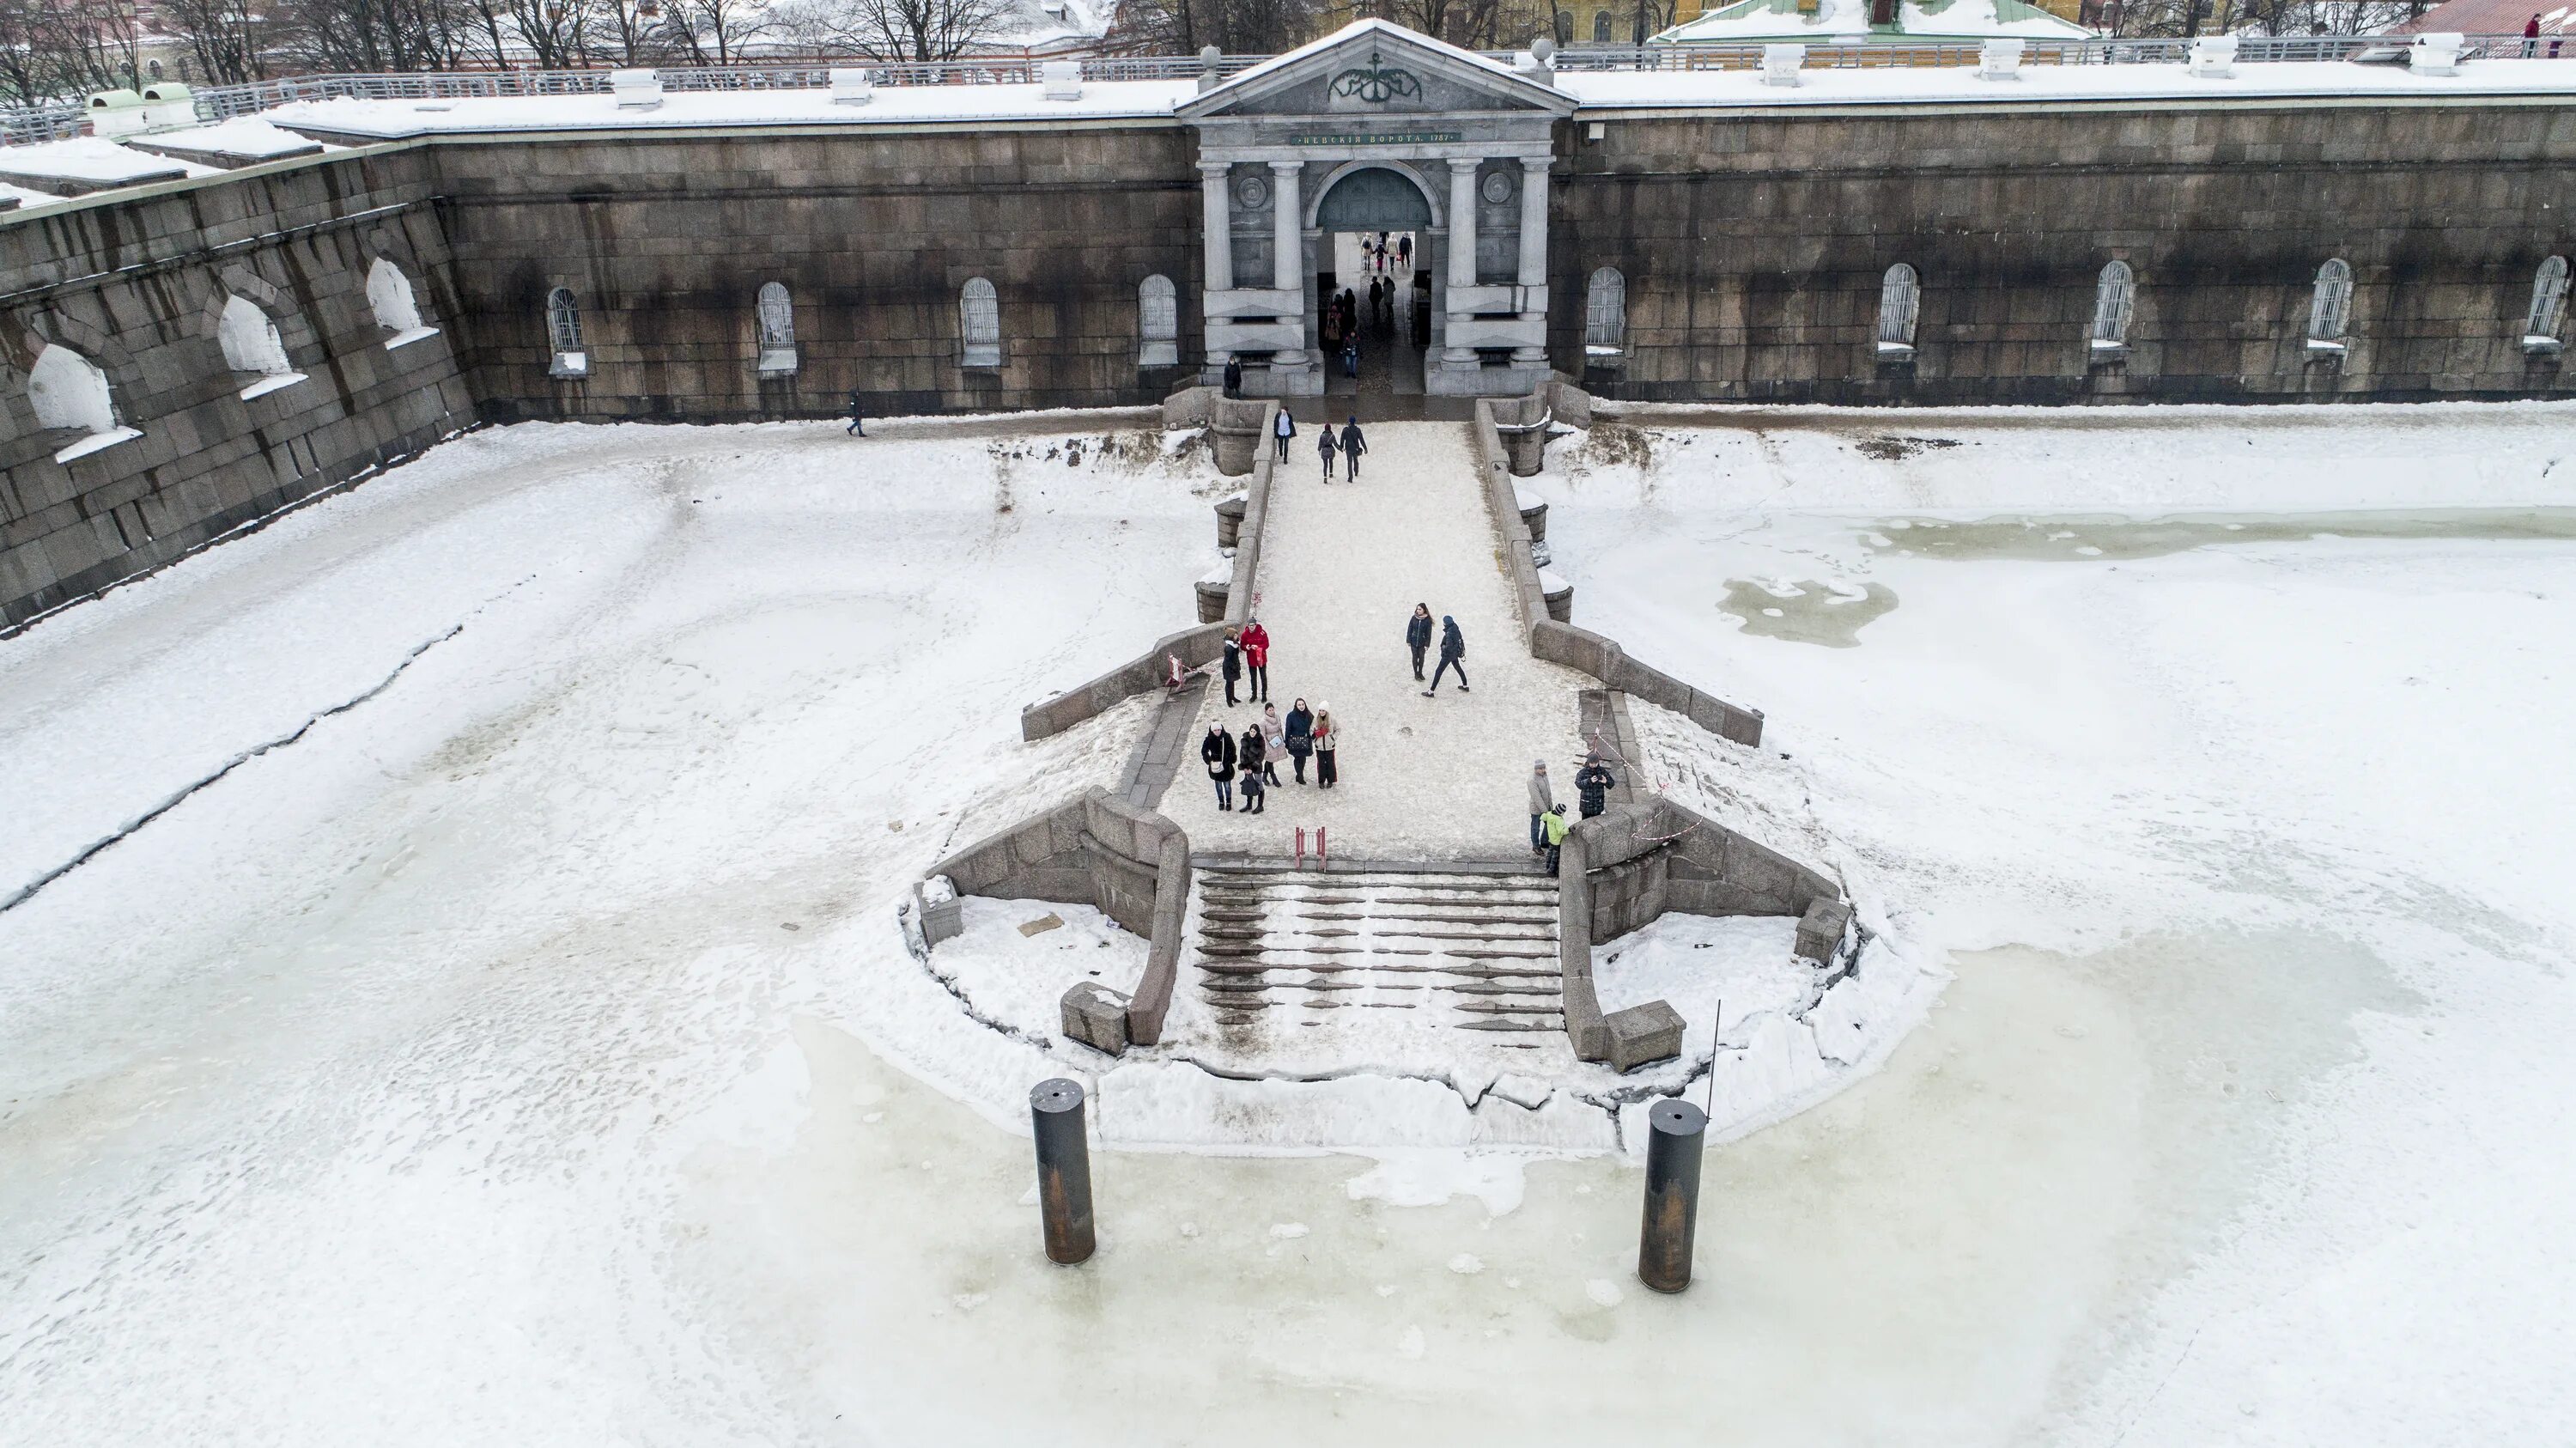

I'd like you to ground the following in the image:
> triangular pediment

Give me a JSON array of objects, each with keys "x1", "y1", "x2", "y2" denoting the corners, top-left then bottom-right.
[{"x1": 1179, "y1": 20, "x2": 1574, "y2": 121}]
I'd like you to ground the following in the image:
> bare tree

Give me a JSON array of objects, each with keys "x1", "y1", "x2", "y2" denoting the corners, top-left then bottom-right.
[
  {"x1": 662, "y1": 0, "x2": 772, "y2": 62},
  {"x1": 786, "y1": 0, "x2": 1015, "y2": 61},
  {"x1": 162, "y1": 0, "x2": 270, "y2": 84}
]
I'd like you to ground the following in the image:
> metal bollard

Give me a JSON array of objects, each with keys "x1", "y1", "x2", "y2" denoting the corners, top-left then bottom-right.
[
  {"x1": 1030, "y1": 1077, "x2": 1096, "y2": 1265},
  {"x1": 1637, "y1": 1097, "x2": 1707, "y2": 1294}
]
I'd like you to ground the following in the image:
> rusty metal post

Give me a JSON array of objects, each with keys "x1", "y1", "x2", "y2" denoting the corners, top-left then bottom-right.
[
  {"x1": 1030, "y1": 1077, "x2": 1096, "y2": 1264},
  {"x1": 1637, "y1": 1097, "x2": 1706, "y2": 1293}
]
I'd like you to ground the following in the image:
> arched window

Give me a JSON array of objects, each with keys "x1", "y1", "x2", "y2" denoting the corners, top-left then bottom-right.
[
  {"x1": 960, "y1": 277, "x2": 1000, "y2": 368},
  {"x1": 1584, "y1": 266, "x2": 1626, "y2": 360},
  {"x1": 756, "y1": 281, "x2": 798, "y2": 375},
  {"x1": 2306, "y1": 258, "x2": 2353, "y2": 354},
  {"x1": 1594, "y1": 9, "x2": 1612, "y2": 41},
  {"x1": 28, "y1": 343, "x2": 140, "y2": 462},
  {"x1": 1556, "y1": 10, "x2": 1574, "y2": 45},
  {"x1": 2089, "y1": 259, "x2": 2135, "y2": 361},
  {"x1": 2524, "y1": 255, "x2": 2569, "y2": 354},
  {"x1": 367, "y1": 257, "x2": 436, "y2": 348},
  {"x1": 1139, "y1": 274, "x2": 1178, "y2": 367},
  {"x1": 218, "y1": 294, "x2": 304, "y2": 399},
  {"x1": 546, "y1": 287, "x2": 588, "y2": 378},
  {"x1": 1876, "y1": 263, "x2": 1919, "y2": 359}
]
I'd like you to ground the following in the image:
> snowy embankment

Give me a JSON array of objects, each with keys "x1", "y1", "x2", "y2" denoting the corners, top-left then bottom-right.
[{"x1": 1526, "y1": 400, "x2": 2576, "y2": 1442}]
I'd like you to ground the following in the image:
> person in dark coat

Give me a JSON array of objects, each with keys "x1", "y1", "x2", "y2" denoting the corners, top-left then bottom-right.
[
  {"x1": 1319, "y1": 424, "x2": 1340, "y2": 482},
  {"x1": 1405, "y1": 603, "x2": 1433, "y2": 680},
  {"x1": 1285, "y1": 698, "x2": 1315, "y2": 784},
  {"x1": 1236, "y1": 725, "x2": 1267, "y2": 812},
  {"x1": 1221, "y1": 628, "x2": 1242, "y2": 708},
  {"x1": 844, "y1": 389, "x2": 866, "y2": 437},
  {"x1": 1340, "y1": 417, "x2": 1366, "y2": 480},
  {"x1": 1223, "y1": 356, "x2": 1244, "y2": 396},
  {"x1": 1575, "y1": 751, "x2": 1617, "y2": 818},
  {"x1": 1273, "y1": 406, "x2": 1295, "y2": 463},
  {"x1": 1423, "y1": 615, "x2": 1468, "y2": 696},
  {"x1": 1202, "y1": 723, "x2": 1236, "y2": 810}
]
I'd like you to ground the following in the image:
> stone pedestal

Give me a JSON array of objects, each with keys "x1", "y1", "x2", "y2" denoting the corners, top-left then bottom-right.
[
  {"x1": 1602, "y1": 1001, "x2": 1684, "y2": 1071},
  {"x1": 1061, "y1": 980, "x2": 1133, "y2": 1056}
]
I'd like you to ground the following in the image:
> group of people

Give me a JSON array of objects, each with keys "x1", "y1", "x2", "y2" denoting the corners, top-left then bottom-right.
[
  {"x1": 1359, "y1": 231, "x2": 1411, "y2": 275},
  {"x1": 1403, "y1": 603, "x2": 1467, "y2": 697},
  {"x1": 1200, "y1": 618, "x2": 1340, "y2": 812},
  {"x1": 1527, "y1": 752, "x2": 1619, "y2": 875},
  {"x1": 1200, "y1": 697, "x2": 1337, "y2": 814},
  {"x1": 1272, "y1": 410, "x2": 1369, "y2": 482}
]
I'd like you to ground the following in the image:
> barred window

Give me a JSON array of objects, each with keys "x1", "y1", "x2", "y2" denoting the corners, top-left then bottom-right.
[
  {"x1": 756, "y1": 281, "x2": 798, "y2": 375},
  {"x1": 547, "y1": 287, "x2": 588, "y2": 378},
  {"x1": 2090, "y1": 259, "x2": 2135, "y2": 356},
  {"x1": 2306, "y1": 258, "x2": 2353, "y2": 351},
  {"x1": 1583, "y1": 266, "x2": 1625, "y2": 357},
  {"x1": 961, "y1": 277, "x2": 1000, "y2": 368},
  {"x1": 1877, "y1": 263, "x2": 1919, "y2": 356},
  {"x1": 2524, "y1": 256, "x2": 2569, "y2": 352},
  {"x1": 1139, "y1": 274, "x2": 1178, "y2": 367}
]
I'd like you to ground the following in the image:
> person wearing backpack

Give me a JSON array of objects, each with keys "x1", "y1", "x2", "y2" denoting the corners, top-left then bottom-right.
[{"x1": 1423, "y1": 615, "x2": 1468, "y2": 697}]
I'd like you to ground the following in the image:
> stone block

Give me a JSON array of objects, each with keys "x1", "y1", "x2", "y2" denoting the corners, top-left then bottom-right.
[
  {"x1": 1602, "y1": 1001, "x2": 1685, "y2": 1072},
  {"x1": 1060, "y1": 980, "x2": 1132, "y2": 1056},
  {"x1": 1195, "y1": 576, "x2": 1229, "y2": 623},
  {"x1": 1797, "y1": 896, "x2": 1853, "y2": 964}
]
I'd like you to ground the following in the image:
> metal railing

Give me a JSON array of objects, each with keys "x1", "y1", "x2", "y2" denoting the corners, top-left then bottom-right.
[{"x1": 3, "y1": 34, "x2": 2564, "y2": 149}]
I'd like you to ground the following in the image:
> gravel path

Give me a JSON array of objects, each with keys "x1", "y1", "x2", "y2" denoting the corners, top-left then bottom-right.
[{"x1": 1160, "y1": 421, "x2": 1586, "y2": 859}]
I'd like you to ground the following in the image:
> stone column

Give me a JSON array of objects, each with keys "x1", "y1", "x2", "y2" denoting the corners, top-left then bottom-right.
[
  {"x1": 1199, "y1": 161, "x2": 1233, "y2": 295},
  {"x1": 1447, "y1": 158, "x2": 1479, "y2": 291},
  {"x1": 1270, "y1": 161, "x2": 1304, "y2": 368},
  {"x1": 1516, "y1": 156, "x2": 1550, "y2": 289},
  {"x1": 1444, "y1": 158, "x2": 1481, "y2": 366},
  {"x1": 1514, "y1": 155, "x2": 1551, "y2": 363}
]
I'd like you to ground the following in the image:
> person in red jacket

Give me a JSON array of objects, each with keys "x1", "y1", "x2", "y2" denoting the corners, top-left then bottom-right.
[{"x1": 1241, "y1": 618, "x2": 1272, "y2": 703}]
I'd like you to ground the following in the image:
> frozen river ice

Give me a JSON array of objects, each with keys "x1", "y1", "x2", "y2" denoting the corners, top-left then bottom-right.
[{"x1": 3, "y1": 404, "x2": 2573, "y2": 1443}]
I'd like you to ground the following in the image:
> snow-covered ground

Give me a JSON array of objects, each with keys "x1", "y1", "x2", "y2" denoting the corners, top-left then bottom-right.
[
  {"x1": 1526, "y1": 400, "x2": 2576, "y2": 1442},
  {"x1": 3, "y1": 400, "x2": 2571, "y2": 1443},
  {"x1": 1160, "y1": 421, "x2": 1585, "y2": 858}
]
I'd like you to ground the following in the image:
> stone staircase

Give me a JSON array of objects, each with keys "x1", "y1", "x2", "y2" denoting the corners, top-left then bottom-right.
[{"x1": 1191, "y1": 867, "x2": 1564, "y2": 1035}]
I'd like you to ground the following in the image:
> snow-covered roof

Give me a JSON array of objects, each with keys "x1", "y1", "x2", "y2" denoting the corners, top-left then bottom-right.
[
  {"x1": 1654, "y1": 0, "x2": 2093, "y2": 43},
  {"x1": 136, "y1": 119, "x2": 331, "y2": 161},
  {"x1": 264, "y1": 78, "x2": 1201, "y2": 142},
  {"x1": 0, "y1": 136, "x2": 216, "y2": 186},
  {"x1": 1557, "y1": 54, "x2": 2576, "y2": 106}
]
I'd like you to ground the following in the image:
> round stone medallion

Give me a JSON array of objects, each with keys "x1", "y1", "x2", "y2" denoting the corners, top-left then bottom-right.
[
  {"x1": 1479, "y1": 169, "x2": 1515, "y2": 205},
  {"x1": 1236, "y1": 173, "x2": 1271, "y2": 210}
]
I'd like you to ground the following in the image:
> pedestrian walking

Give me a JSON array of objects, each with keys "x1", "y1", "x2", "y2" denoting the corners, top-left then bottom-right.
[
  {"x1": 1314, "y1": 705, "x2": 1338, "y2": 788},
  {"x1": 1242, "y1": 618, "x2": 1271, "y2": 702},
  {"x1": 1397, "y1": 234, "x2": 1412, "y2": 269},
  {"x1": 1341, "y1": 338, "x2": 1358, "y2": 379},
  {"x1": 1405, "y1": 603, "x2": 1433, "y2": 680},
  {"x1": 1340, "y1": 417, "x2": 1366, "y2": 479},
  {"x1": 1540, "y1": 800, "x2": 1570, "y2": 877},
  {"x1": 1528, "y1": 760, "x2": 1554, "y2": 855},
  {"x1": 1319, "y1": 424, "x2": 1340, "y2": 482},
  {"x1": 1261, "y1": 703, "x2": 1285, "y2": 785},
  {"x1": 1423, "y1": 614, "x2": 1469, "y2": 696},
  {"x1": 844, "y1": 389, "x2": 866, "y2": 437},
  {"x1": 1273, "y1": 405, "x2": 1295, "y2": 463},
  {"x1": 1223, "y1": 356, "x2": 1243, "y2": 396},
  {"x1": 1285, "y1": 697, "x2": 1315, "y2": 783},
  {"x1": 1575, "y1": 751, "x2": 1617, "y2": 819},
  {"x1": 1238, "y1": 727, "x2": 1267, "y2": 814},
  {"x1": 1221, "y1": 628, "x2": 1242, "y2": 708},
  {"x1": 1202, "y1": 723, "x2": 1236, "y2": 810},
  {"x1": 2526, "y1": 12, "x2": 2542, "y2": 55}
]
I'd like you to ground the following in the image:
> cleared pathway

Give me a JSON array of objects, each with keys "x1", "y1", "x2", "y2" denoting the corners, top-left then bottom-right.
[{"x1": 1158, "y1": 421, "x2": 1587, "y2": 860}]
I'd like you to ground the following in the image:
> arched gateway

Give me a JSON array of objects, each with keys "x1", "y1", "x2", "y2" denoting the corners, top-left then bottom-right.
[{"x1": 1178, "y1": 20, "x2": 1577, "y2": 398}]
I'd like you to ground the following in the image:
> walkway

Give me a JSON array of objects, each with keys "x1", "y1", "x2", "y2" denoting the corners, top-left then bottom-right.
[{"x1": 1157, "y1": 422, "x2": 1588, "y2": 860}]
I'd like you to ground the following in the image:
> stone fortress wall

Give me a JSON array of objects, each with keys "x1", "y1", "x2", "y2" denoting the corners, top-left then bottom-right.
[{"x1": 8, "y1": 84, "x2": 2576, "y2": 627}]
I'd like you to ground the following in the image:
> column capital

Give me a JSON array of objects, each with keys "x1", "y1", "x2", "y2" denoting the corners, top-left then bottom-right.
[
  {"x1": 1268, "y1": 159, "x2": 1303, "y2": 174},
  {"x1": 1520, "y1": 155, "x2": 1552, "y2": 173},
  {"x1": 1197, "y1": 160, "x2": 1233, "y2": 176},
  {"x1": 1447, "y1": 155, "x2": 1483, "y2": 175}
]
